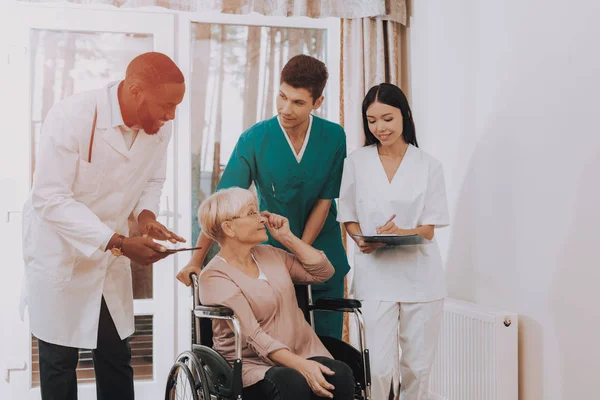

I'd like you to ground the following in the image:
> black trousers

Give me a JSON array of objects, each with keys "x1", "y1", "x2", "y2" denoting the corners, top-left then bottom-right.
[
  {"x1": 37, "y1": 298, "x2": 134, "y2": 400},
  {"x1": 243, "y1": 356, "x2": 355, "y2": 400}
]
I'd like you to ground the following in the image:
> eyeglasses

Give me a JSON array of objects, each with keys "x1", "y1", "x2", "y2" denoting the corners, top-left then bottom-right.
[{"x1": 230, "y1": 210, "x2": 261, "y2": 221}]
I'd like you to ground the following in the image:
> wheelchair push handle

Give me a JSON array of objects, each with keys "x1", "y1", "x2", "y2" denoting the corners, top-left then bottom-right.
[{"x1": 190, "y1": 272, "x2": 200, "y2": 309}]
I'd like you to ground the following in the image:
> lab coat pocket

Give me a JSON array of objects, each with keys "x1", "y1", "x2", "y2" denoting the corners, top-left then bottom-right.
[
  {"x1": 73, "y1": 160, "x2": 105, "y2": 195},
  {"x1": 28, "y1": 220, "x2": 75, "y2": 283}
]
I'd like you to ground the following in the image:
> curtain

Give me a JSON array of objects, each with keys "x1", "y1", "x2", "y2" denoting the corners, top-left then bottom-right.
[
  {"x1": 340, "y1": 18, "x2": 409, "y2": 150},
  {"x1": 339, "y1": 18, "x2": 409, "y2": 349},
  {"x1": 18, "y1": 0, "x2": 407, "y2": 24}
]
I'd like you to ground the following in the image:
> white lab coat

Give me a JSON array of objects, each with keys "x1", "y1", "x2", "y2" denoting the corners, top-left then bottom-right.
[
  {"x1": 21, "y1": 84, "x2": 170, "y2": 349},
  {"x1": 337, "y1": 144, "x2": 450, "y2": 302}
]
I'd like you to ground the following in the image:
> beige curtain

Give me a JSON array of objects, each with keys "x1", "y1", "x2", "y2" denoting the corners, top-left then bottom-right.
[
  {"x1": 339, "y1": 18, "x2": 409, "y2": 344},
  {"x1": 18, "y1": 0, "x2": 407, "y2": 24},
  {"x1": 340, "y1": 18, "x2": 409, "y2": 150}
]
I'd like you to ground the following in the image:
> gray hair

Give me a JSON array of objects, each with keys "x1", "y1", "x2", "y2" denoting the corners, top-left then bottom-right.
[{"x1": 198, "y1": 187, "x2": 257, "y2": 242}]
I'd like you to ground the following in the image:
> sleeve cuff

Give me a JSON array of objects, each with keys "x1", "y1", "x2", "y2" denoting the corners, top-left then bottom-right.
[
  {"x1": 99, "y1": 230, "x2": 115, "y2": 252},
  {"x1": 419, "y1": 219, "x2": 450, "y2": 228},
  {"x1": 77, "y1": 224, "x2": 115, "y2": 258},
  {"x1": 298, "y1": 252, "x2": 334, "y2": 283},
  {"x1": 303, "y1": 251, "x2": 329, "y2": 267},
  {"x1": 133, "y1": 201, "x2": 159, "y2": 220},
  {"x1": 247, "y1": 329, "x2": 289, "y2": 364},
  {"x1": 319, "y1": 191, "x2": 339, "y2": 200},
  {"x1": 337, "y1": 210, "x2": 358, "y2": 223}
]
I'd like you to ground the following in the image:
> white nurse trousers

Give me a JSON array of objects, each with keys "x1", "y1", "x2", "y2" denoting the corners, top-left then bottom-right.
[{"x1": 362, "y1": 299, "x2": 444, "y2": 400}]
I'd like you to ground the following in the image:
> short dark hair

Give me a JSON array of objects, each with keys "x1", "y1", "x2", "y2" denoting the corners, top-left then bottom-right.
[
  {"x1": 362, "y1": 83, "x2": 418, "y2": 147},
  {"x1": 280, "y1": 54, "x2": 328, "y2": 103},
  {"x1": 125, "y1": 52, "x2": 184, "y2": 87}
]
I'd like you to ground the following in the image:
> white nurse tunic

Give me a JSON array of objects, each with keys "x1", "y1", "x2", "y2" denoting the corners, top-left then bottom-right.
[{"x1": 337, "y1": 144, "x2": 450, "y2": 303}]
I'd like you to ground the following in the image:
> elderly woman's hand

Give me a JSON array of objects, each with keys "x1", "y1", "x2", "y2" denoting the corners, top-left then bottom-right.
[
  {"x1": 262, "y1": 211, "x2": 292, "y2": 242},
  {"x1": 295, "y1": 359, "x2": 336, "y2": 398}
]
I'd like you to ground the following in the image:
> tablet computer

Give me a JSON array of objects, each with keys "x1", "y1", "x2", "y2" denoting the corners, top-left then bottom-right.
[{"x1": 164, "y1": 246, "x2": 203, "y2": 254}]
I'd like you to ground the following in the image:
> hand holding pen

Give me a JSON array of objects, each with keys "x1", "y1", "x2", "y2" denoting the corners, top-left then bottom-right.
[{"x1": 376, "y1": 214, "x2": 404, "y2": 235}]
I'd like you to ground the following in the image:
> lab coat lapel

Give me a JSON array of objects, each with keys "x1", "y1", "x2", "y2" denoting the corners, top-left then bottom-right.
[
  {"x1": 95, "y1": 88, "x2": 131, "y2": 159},
  {"x1": 102, "y1": 127, "x2": 130, "y2": 159},
  {"x1": 128, "y1": 128, "x2": 164, "y2": 160}
]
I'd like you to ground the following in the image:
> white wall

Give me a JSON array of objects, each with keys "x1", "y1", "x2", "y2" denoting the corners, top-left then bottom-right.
[{"x1": 410, "y1": 1, "x2": 600, "y2": 399}]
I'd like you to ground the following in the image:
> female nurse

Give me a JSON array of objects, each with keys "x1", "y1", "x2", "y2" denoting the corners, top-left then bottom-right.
[{"x1": 337, "y1": 83, "x2": 450, "y2": 400}]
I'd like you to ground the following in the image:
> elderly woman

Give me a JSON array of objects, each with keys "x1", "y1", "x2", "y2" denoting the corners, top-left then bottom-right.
[{"x1": 197, "y1": 187, "x2": 355, "y2": 400}]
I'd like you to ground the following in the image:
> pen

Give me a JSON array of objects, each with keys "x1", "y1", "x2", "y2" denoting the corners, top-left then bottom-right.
[
  {"x1": 384, "y1": 214, "x2": 396, "y2": 226},
  {"x1": 376, "y1": 214, "x2": 396, "y2": 235}
]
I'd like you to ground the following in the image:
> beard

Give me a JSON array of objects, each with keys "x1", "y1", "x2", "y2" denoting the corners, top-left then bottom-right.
[{"x1": 137, "y1": 100, "x2": 161, "y2": 135}]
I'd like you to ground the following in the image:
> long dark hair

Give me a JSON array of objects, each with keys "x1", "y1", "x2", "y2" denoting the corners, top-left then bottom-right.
[{"x1": 362, "y1": 83, "x2": 418, "y2": 147}]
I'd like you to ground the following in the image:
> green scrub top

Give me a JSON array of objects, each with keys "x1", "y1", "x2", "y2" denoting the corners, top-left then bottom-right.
[{"x1": 216, "y1": 115, "x2": 350, "y2": 288}]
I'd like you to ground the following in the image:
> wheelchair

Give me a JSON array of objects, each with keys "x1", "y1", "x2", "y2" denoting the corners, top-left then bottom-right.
[{"x1": 165, "y1": 273, "x2": 371, "y2": 400}]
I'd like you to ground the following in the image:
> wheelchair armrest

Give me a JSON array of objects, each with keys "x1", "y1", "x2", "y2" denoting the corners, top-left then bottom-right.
[
  {"x1": 194, "y1": 305, "x2": 234, "y2": 318},
  {"x1": 310, "y1": 298, "x2": 362, "y2": 313}
]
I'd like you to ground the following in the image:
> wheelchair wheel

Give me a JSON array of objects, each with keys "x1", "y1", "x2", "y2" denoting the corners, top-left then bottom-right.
[
  {"x1": 176, "y1": 351, "x2": 211, "y2": 399},
  {"x1": 164, "y1": 361, "x2": 199, "y2": 400}
]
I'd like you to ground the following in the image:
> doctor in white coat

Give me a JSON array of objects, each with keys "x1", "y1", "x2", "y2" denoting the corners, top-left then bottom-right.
[
  {"x1": 338, "y1": 83, "x2": 450, "y2": 400},
  {"x1": 21, "y1": 52, "x2": 186, "y2": 400}
]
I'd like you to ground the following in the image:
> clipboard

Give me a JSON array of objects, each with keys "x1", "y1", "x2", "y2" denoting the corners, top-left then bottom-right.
[
  {"x1": 164, "y1": 246, "x2": 202, "y2": 254},
  {"x1": 350, "y1": 234, "x2": 428, "y2": 246}
]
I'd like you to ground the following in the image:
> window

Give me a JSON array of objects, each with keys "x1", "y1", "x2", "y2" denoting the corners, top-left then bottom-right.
[{"x1": 181, "y1": 15, "x2": 339, "y2": 247}]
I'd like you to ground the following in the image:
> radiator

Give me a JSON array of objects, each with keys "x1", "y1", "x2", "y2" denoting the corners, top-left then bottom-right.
[{"x1": 428, "y1": 299, "x2": 518, "y2": 400}]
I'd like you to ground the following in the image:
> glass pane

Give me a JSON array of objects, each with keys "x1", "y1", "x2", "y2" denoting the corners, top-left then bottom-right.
[
  {"x1": 29, "y1": 29, "x2": 155, "y2": 386},
  {"x1": 31, "y1": 315, "x2": 154, "y2": 386},
  {"x1": 189, "y1": 23, "x2": 327, "y2": 250}
]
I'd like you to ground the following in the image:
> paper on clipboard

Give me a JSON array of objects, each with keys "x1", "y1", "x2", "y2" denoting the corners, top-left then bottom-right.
[{"x1": 350, "y1": 234, "x2": 428, "y2": 246}]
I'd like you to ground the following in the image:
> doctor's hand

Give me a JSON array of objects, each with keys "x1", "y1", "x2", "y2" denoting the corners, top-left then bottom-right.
[
  {"x1": 262, "y1": 211, "x2": 292, "y2": 241},
  {"x1": 122, "y1": 237, "x2": 170, "y2": 265},
  {"x1": 138, "y1": 210, "x2": 186, "y2": 244}
]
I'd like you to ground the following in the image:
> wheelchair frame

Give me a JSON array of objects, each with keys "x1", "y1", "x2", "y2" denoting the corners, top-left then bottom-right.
[{"x1": 166, "y1": 273, "x2": 371, "y2": 400}]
